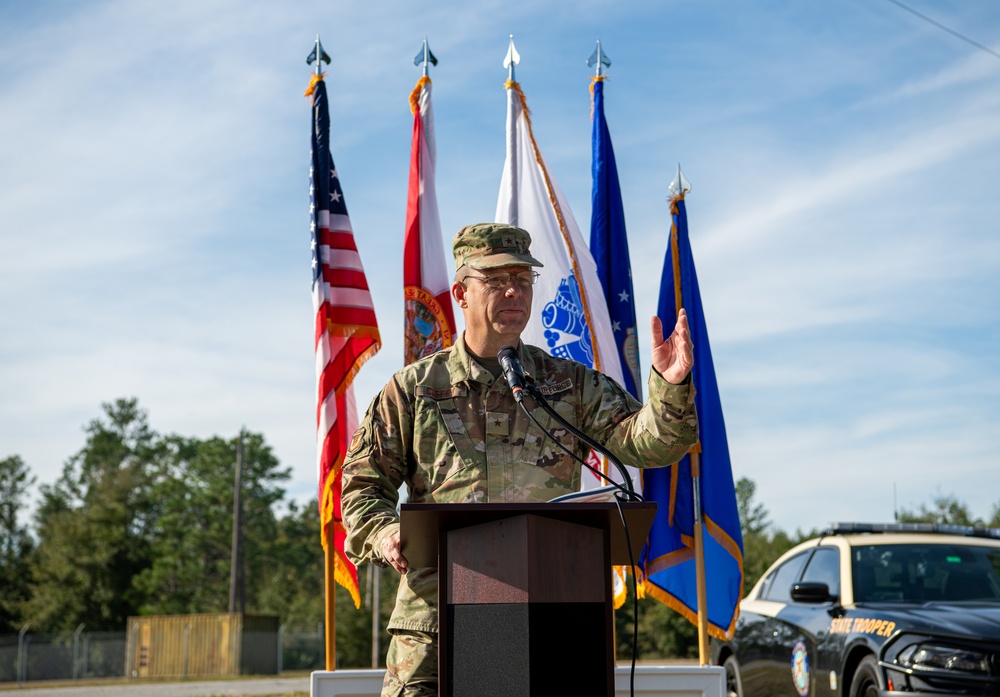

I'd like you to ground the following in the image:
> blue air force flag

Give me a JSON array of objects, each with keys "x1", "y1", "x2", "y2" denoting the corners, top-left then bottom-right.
[
  {"x1": 589, "y1": 76, "x2": 641, "y2": 401},
  {"x1": 641, "y1": 177, "x2": 744, "y2": 640}
]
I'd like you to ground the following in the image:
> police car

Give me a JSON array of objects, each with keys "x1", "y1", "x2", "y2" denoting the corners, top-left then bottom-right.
[{"x1": 711, "y1": 522, "x2": 1000, "y2": 697}]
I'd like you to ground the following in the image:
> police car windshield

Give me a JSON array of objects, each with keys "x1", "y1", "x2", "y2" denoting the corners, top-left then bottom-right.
[{"x1": 852, "y1": 543, "x2": 1000, "y2": 604}]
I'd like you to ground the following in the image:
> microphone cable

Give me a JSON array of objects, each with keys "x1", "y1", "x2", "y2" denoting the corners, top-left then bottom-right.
[
  {"x1": 496, "y1": 346, "x2": 639, "y2": 502},
  {"x1": 523, "y1": 384, "x2": 642, "y2": 502},
  {"x1": 612, "y1": 491, "x2": 641, "y2": 697},
  {"x1": 514, "y1": 389, "x2": 641, "y2": 503},
  {"x1": 514, "y1": 388, "x2": 644, "y2": 697}
]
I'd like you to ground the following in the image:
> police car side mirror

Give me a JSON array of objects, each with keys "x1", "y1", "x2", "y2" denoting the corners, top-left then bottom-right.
[{"x1": 790, "y1": 582, "x2": 834, "y2": 604}]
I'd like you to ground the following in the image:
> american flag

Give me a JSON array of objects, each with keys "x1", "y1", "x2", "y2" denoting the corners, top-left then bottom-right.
[{"x1": 309, "y1": 74, "x2": 380, "y2": 609}]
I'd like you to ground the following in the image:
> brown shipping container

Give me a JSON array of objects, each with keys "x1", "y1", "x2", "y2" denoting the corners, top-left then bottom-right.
[{"x1": 125, "y1": 613, "x2": 279, "y2": 678}]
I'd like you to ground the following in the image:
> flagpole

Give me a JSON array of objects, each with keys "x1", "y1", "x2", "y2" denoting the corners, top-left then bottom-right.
[
  {"x1": 691, "y1": 451, "x2": 710, "y2": 665},
  {"x1": 309, "y1": 33, "x2": 337, "y2": 672},
  {"x1": 317, "y1": 34, "x2": 336, "y2": 672},
  {"x1": 324, "y1": 529, "x2": 336, "y2": 670},
  {"x1": 589, "y1": 38, "x2": 614, "y2": 658},
  {"x1": 318, "y1": 30, "x2": 336, "y2": 663},
  {"x1": 669, "y1": 165, "x2": 710, "y2": 665},
  {"x1": 317, "y1": 37, "x2": 335, "y2": 673}
]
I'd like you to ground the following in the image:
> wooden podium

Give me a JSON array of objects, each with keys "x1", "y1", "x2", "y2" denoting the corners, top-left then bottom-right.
[{"x1": 401, "y1": 501, "x2": 657, "y2": 697}]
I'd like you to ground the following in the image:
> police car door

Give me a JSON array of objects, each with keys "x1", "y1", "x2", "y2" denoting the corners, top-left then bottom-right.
[
  {"x1": 750, "y1": 550, "x2": 810, "y2": 697},
  {"x1": 770, "y1": 546, "x2": 842, "y2": 697},
  {"x1": 763, "y1": 549, "x2": 839, "y2": 697}
]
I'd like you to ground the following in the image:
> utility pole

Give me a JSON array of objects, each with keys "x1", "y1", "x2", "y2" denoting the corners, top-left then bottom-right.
[{"x1": 229, "y1": 428, "x2": 245, "y2": 614}]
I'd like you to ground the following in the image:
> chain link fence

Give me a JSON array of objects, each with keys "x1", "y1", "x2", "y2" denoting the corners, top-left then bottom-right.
[
  {"x1": 1, "y1": 627, "x2": 331, "y2": 684},
  {"x1": 279, "y1": 628, "x2": 325, "y2": 672},
  {"x1": 0, "y1": 630, "x2": 126, "y2": 683}
]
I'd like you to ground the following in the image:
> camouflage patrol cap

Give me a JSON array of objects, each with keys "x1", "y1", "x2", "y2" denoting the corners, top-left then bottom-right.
[{"x1": 452, "y1": 223, "x2": 544, "y2": 271}]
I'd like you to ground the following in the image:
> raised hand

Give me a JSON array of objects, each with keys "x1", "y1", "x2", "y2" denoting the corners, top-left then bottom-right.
[{"x1": 650, "y1": 309, "x2": 694, "y2": 385}]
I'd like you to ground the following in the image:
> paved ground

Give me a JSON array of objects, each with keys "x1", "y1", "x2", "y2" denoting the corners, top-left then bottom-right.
[{"x1": 0, "y1": 676, "x2": 309, "y2": 697}]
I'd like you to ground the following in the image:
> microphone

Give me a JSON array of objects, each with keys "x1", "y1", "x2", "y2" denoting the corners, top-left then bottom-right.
[{"x1": 497, "y1": 345, "x2": 528, "y2": 403}]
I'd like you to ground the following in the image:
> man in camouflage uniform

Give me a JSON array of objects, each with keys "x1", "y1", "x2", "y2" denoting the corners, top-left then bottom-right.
[{"x1": 342, "y1": 223, "x2": 698, "y2": 697}]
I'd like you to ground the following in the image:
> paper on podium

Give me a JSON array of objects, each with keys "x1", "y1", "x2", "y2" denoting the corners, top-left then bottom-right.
[{"x1": 548, "y1": 484, "x2": 621, "y2": 504}]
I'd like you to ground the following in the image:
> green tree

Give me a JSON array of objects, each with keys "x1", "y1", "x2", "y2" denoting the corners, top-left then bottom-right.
[
  {"x1": 610, "y1": 476, "x2": 792, "y2": 660},
  {"x1": 256, "y1": 498, "x2": 324, "y2": 627},
  {"x1": 134, "y1": 430, "x2": 289, "y2": 615},
  {"x1": 898, "y1": 494, "x2": 980, "y2": 526},
  {"x1": 615, "y1": 587, "x2": 698, "y2": 660},
  {"x1": 735, "y1": 476, "x2": 800, "y2": 589},
  {"x1": 255, "y1": 496, "x2": 399, "y2": 668},
  {"x1": 25, "y1": 398, "x2": 159, "y2": 631},
  {"x1": 329, "y1": 558, "x2": 397, "y2": 668},
  {"x1": 0, "y1": 454, "x2": 35, "y2": 632},
  {"x1": 988, "y1": 501, "x2": 1000, "y2": 528}
]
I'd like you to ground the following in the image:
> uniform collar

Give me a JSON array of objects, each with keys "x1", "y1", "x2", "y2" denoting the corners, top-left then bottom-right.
[
  {"x1": 449, "y1": 334, "x2": 492, "y2": 386},
  {"x1": 450, "y1": 334, "x2": 537, "y2": 386}
]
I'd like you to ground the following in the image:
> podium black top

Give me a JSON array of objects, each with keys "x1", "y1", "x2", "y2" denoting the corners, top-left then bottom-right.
[{"x1": 400, "y1": 501, "x2": 657, "y2": 568}]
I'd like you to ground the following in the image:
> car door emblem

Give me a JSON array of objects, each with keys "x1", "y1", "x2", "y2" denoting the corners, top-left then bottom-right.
[{"x1": 791, "y1": 641, "x2": 810, "y2": 697}]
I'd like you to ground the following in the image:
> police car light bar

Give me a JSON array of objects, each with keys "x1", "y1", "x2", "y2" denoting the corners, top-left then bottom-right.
[{"x1": 825, "y1": 522, "x2": 1000, "y2": 540}]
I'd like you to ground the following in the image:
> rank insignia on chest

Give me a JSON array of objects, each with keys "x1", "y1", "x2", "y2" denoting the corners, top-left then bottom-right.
[{"x1": 486, "y1": 411, "x2": 509, "y2": 436}]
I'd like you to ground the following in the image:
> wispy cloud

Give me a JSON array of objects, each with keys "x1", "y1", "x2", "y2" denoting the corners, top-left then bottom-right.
[{"x1": 1, "y1": 0, "x2": 998, "y2": 534}]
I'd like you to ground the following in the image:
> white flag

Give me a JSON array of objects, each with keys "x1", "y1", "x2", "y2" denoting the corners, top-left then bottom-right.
[{"x1": 494, "y1": 80, "x2": 636, "y2": 492}]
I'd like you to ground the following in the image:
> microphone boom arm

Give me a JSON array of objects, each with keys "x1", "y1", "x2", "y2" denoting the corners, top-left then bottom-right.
[{"x1": 524, "y1": 384, "x2": 642, "y2": 502}]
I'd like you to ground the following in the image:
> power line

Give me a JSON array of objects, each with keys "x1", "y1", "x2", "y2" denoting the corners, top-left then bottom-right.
[{"x1": 885, "y1": 0, "x2": 1000, "y2": 62}]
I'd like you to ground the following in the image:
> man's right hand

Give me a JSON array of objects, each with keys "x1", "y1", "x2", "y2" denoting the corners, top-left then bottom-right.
[{"x1": 380, "y1": 530, "x2": 409, "y2": 574}]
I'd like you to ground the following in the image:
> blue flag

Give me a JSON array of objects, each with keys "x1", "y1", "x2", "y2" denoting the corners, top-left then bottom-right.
[
  {"x1": 641, "y1": 185, "x2": 744, "y2": 640},
  {"x1": 588, "y1": 77, "x2": 642, "y2": 400}
]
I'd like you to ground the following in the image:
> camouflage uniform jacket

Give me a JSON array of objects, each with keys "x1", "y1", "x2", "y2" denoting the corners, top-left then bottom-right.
[{"x1": 341, "y1": 334, "x2": 698, "y2": 633}]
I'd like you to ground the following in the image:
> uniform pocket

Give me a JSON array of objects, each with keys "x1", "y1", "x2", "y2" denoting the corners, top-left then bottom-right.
[
  {"x1": 521, "y1": 393, "x2": 579, "y2": 484},
  {"x1": 409, "y1": 387, "x2": 479, "y2": 498}
]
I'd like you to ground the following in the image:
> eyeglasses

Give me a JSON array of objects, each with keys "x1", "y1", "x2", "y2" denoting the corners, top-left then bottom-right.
[{"x1": 463, "y1": 271, "x2": 540, "y2": 291}]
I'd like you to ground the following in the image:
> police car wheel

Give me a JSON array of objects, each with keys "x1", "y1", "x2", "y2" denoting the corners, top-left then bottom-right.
[
  {"x1": 849, "y1": 655, "x2": 880, "y2": 697},
  {"x1": 723, "y1": 655, "x2": 743, "y2": 697}
]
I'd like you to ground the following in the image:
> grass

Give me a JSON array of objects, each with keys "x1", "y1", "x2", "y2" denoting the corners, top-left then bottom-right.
[{"x1": 0, "y1": 671, "x2": 313, "y2": 693}]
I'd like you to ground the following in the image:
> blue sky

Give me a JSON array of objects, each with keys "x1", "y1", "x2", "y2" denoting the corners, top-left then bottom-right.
[{"x1": 1, "y1": 0, "x2": 998, "y2": 535}]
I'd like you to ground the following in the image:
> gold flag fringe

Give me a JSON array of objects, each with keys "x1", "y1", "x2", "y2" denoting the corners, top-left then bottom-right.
[
  {"x1": 304, "y1": 72, "x2": 326, "y2": 97},
  {"x1": 588, "y1": 74, "x2": 607, "y2": 121},
  {"x1": 409, "y1": 75, "x2": 431, "y2": 115}
]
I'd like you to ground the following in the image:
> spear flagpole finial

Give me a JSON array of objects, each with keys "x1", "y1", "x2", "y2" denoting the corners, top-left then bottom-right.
[
  {"x1": 503, "y1": 35, "x2": 520, "y2": 82},
  {"x1": 587, "y1": 38, "x2": 611, "y2": 78},
  {"x1": 307, "y1": 35, "x2": 331, "y2": 76},
  {"x1": 669, "y1": 163, "x2": 691, "y2": 198},
  {"x1": 413, "y1": 37, "x2": 438, "y2": 77}
]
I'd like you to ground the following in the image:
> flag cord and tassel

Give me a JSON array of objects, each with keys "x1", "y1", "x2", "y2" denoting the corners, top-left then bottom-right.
[{"x1": 409, "y1": 76, "x2": 431, "y2": 115}]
